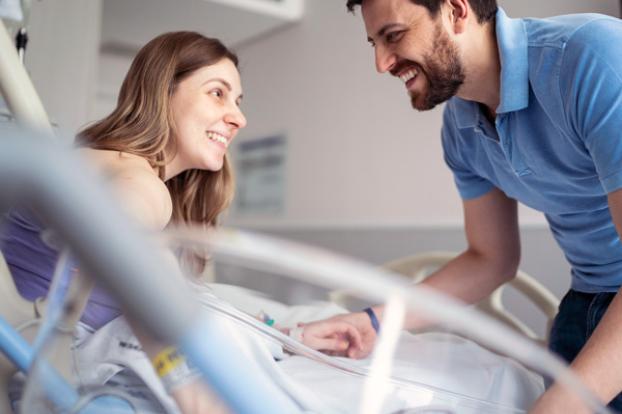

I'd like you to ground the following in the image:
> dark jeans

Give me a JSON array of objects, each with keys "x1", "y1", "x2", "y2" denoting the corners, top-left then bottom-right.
[{"x1": 548, "y1": 289, "x2": 621, "y2": 412}]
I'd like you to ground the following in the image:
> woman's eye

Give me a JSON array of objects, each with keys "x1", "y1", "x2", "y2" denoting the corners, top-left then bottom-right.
[{"x1": 209, "y1": 89, "x2": 223, "y2": 98}]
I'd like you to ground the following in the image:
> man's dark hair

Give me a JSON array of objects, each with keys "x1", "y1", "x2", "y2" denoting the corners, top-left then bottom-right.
[{"x1": 346, "y1": 0, "x2": 497, "y2": 24}]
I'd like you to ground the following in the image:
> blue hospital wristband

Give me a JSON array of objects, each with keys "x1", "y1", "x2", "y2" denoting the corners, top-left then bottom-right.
[{"x1": 363, "y1": 307, "x2": 380, "y2": 334}]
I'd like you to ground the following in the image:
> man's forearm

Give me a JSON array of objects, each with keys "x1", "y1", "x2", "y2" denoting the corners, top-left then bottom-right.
[
  {"x1": 373, "y1": 249, "x2": 517, "y2": 331},
  {"x1": 568, "y1": 290, "x2": 622, "y2": 403},
  {"x1": 531, "y1": 290, "x2": 622, "y2": 413}
]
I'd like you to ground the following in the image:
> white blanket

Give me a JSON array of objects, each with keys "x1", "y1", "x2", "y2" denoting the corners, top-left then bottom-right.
[{"x1": 72, "y1": 283, "x2": 544, "y2": 414}]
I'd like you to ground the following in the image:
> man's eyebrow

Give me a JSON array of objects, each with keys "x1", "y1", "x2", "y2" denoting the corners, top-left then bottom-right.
[{"x1": 367, "y1": 23, "x2": 404, "y2": 43}]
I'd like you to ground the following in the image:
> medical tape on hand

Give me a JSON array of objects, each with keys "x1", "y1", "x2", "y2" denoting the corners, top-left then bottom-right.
[{"x1": 289, "y1": 326, "x2": 305, "y2": 343}]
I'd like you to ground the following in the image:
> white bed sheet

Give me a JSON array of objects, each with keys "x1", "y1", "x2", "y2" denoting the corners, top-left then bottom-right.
[
  {"x1": 209, "y1": 284, "x2": 544, "y2": 413},
  {"x1": 71, "y1": 283, "x2": 544, "y2": 414}
]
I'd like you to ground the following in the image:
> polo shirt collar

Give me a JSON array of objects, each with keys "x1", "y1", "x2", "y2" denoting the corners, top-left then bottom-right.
[
  {"x1": 452, "y1": 97, "x2": 480, "y2": 129},
  {"x1": 495, "y1": 7, "x2": 529, "y2": 114}
]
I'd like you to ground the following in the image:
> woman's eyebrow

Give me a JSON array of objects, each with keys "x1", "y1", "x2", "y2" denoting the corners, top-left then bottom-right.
[
  {"x1": 203, "y1": 78, "x2": 243, "y2": 100},
  {"x1": 202, "y1": 78, "x2": 232, "y2": 91}
]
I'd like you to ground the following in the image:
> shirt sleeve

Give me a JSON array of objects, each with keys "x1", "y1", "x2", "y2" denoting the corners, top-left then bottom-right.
[
  {"x1": 561, "y1": 18, "x2": 622, "y2": 193},
  {"x1": 441, "y1": 105, "x2": 494, "y2": 200}
]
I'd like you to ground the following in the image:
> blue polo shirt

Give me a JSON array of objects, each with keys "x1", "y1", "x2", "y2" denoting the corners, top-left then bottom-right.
[{"x1": 441, "y1": 8, "x2": 622, "y2": 292}]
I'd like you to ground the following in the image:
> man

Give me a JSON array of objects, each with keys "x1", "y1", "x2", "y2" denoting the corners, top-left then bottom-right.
[{"x1": 300, "y1": 0, "x2": 622, "y2": 412}]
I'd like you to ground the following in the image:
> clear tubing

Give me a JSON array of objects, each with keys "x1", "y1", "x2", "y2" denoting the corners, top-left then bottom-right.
[{"x1": 165, "y1": 228, "x2": 614, "y2": 414}]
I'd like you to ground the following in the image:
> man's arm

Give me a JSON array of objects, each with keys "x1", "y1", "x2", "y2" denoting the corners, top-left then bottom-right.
[
  {"x1": 397, "y1": 187, "x2": 520, "y2": 329},
  {"x1": 531, "y1": 188, "x2": 622, "y2": 413},
  {"x1": 300, "y1": 187, "x2": 520, "y2": 357}
]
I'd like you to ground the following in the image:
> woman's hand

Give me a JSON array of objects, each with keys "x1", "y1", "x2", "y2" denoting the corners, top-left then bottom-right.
[{"x1": 297, "y1": 312, "x2": 377, "y2": 359}]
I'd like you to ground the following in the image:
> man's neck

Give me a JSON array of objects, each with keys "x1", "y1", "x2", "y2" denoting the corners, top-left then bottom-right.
[{"x1": 457, "y1": 21, "x2": 500, "y2": 115}]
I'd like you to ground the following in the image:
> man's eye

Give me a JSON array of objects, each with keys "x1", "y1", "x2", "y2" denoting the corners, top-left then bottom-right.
[{"x1": 386, "y1": 31, "x2": 405, "y2": 43}]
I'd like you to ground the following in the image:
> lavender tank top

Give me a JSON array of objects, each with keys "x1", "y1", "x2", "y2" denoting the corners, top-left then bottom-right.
[{"x1": 0, "y1": 210, "x2": 121, "y2": 329}]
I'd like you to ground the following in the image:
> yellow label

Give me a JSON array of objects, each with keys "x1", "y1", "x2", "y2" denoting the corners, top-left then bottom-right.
[{"x1": 152, "y1": 346, "x2": 185, "y2": 378}]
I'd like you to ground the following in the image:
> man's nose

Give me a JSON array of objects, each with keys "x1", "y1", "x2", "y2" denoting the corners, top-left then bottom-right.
[{"x1": 375, "y1": 44, "x2": 397, "y2": 73}]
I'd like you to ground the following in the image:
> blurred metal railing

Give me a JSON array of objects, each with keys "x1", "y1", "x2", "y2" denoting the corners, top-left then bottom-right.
[{"x1": 0, "y1": 128, "x2": 293, "y2": 414}]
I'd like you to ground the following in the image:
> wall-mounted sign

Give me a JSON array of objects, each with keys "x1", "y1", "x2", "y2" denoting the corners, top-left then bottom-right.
[{"x1": 234, "y1": 134, "x2": 286, "y2": 215}]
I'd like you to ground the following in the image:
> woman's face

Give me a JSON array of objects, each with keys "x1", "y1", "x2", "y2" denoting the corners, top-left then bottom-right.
[{"x1": 168, "y1": 58, "x2": 246, "y2": 177}]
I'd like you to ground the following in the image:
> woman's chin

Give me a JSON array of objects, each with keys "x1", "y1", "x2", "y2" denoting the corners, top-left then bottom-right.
[{"x1": 201, "y1": 158, "x2": 224, "y2": 172}]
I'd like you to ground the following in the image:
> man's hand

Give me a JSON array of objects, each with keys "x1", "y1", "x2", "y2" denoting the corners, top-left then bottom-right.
[{"x1": 298, "y1": 312, "x2": 377, "y2": 359}]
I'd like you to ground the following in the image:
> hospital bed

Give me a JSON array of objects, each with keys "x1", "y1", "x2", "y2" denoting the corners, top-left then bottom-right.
[
  {"x1": 70, "y1": 278, "x2": 545, "y2": 414},
  {"x1": 0, "y1": 220, "x2": 603, "y2": 414},
  {"x1": 0, "y1": 235, "x2": 555, "y2": 413},
  {"x1": 1, "y1": 222, "x2": 541, "y2": 413}
]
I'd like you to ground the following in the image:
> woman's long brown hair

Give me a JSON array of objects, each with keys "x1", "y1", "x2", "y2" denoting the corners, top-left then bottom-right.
[{"x1": 77, "y1": 31, "x2": 238, "y2": 231}]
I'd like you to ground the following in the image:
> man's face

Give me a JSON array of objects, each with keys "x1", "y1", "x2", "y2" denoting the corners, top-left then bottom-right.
[{"x1": 362, "y1": 0, "x2": 465, "y2": 111}]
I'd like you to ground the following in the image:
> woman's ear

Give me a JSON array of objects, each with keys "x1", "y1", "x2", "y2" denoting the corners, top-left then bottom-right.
[{"x1": 446, "y1": 0, "x2": 469, "y2": 34}]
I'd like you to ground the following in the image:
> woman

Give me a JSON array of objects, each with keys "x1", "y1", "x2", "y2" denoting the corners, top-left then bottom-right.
[{"x1": 1, "y1": 31, "x2": 246, "y2": 413}]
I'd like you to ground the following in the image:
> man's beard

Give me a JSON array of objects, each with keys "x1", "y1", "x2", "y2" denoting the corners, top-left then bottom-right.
[{"x1": 410, "y1": 26, "x2": 465, "y2": 111}]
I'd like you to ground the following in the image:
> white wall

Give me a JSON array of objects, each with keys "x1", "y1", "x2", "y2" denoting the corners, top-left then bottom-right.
[
  {"x1": 228, "y1": 0, "x2": 620, "y2": 228},
  {"x1": 16, "y1": 0, "x2": 619, "y2": 218},
  {"x1": 17, "y1": 0, "x2": 620, "y2": 230},
  {"x1": 91, "y1": 0, "x2": 306, "y2": 124}
]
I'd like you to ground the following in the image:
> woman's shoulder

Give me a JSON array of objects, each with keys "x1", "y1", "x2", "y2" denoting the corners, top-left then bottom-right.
[
  {"x1": 78, "y1": 148, "x2": 173, "y2": 229},
  {"x1": 78, "y1": 148, "x2": 152, "y2": 172}
]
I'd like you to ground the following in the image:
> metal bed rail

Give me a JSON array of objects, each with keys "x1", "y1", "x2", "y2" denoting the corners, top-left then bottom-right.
[{"x1": 0, "y1": 127, "x2": 293, "y2": 414}]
